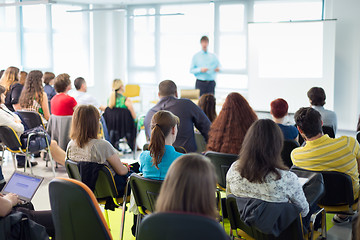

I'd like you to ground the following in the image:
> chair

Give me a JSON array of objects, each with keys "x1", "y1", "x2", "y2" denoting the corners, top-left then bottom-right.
[
  {"x1": 47, "y1": 115, "x2": 72, "y2": 151},
  {"x1": 142, "y1": 143, "x2": 187, "y2": 154},
  {"x1": 180, "y1": 89, "x2": 200, "y2": 104},
  {"x1": 281, "y1": 140, "x2": 300, "y2": 168},
  {"x1": 137, "y1": 212, "x2": 229, "y2": 240},
  {"x1": 49, "y1": 178, "x2": 112, "y2": 240},
  {"x1": 322, "y1": 126, "x2": 335, "y2": 138},
  {"x1": 124, "y1": 84, "x2": 142, "y2": 111},
  {"x1": 356, "y1": 131, "x2": 360, "y2": 144},
  {"x1": 0, "y1": 126, "x2": 56, "y2": 176},
  {"x1": 127, "y1": 173, "x2": 163, "y2": 236},
  {"x1": 194, "y1": 132, "x2": 206, "y2": 153}
]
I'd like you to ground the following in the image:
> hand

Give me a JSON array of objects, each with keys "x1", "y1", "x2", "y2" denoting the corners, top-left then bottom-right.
[
  {"x1": 4, "y1": 193, "x2": 20, "y2": 206},
  {"x1": 214, "y1": 67, "x2": 220, "y2": 72},
  {"x1": 200, "y1": 68, "x2": 208, "y2": 73},
  {"x1": 123, "y1": 163, "x2": 130, "y2": 172}
]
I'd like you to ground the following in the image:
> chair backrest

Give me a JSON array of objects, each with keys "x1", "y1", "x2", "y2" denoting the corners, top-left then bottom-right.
[
  {"x1": 137, "y1": 212, "x2": 229, "y2": 240},
  {"x1": 281, "y1": 140, "x2": 299, "y2": 168},
  {"x1": 46, "y1": 115, "x2": 72, "y2": 151},
  {"x1": 16, "y1": 110, "x2": 44, "y2": 129},
  {"x1": 226, "y1": 195, "x2": 303, "y2": 240},
  {"x1": 0, "y1": 126, "x2": 22, "y2": 151},
  {"x1": 356, "y1": 131, "x2": 360, "y2": 144},
  {"x1": 204, "y1": 151, "x2": 239, "y2": 189},
  {"x1": 180, "y1": 89, "x2": 200, "y2": 100},
  {"x1": 142, "y1": 144, "x2": 187, "y2": 154},
  {"x1": 194, "y1": 132, "x2": 206, "y2": 153},
  {"x1": 129, "y1": 173, "x2": 162, "y2": 214},
  {"x1": 65, "y1": 159, "x2": 81, "y2": 181},
  {"x1": 322, "y1": 126, "x2": 335, "y2": 138},
  {"x1": 124, "y1": 84, "x2": 140, "y2": 98},
  {"x1": 49, "y1": 178, "x2": 112, "y2": 240}
]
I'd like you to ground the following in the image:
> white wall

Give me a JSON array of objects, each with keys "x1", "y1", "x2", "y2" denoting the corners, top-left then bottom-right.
[{"x1": 325, "y1": 0, "x2": 360, "y2": 131}]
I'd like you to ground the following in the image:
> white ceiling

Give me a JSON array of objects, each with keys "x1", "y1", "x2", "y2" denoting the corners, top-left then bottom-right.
[{"x1": 56, "y1": 0, "x2": 210, "y2": 5}]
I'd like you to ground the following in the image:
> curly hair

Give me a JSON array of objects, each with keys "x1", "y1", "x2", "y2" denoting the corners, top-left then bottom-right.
[
  {"x1": 207, "y1": 92, "x2": 258, "y2": 154},
  {"x1": 19, "y1": 70, "x2": 44, "y2": 109}
]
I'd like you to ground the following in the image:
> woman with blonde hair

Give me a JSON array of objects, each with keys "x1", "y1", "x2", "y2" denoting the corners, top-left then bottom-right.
[
  {"x1": 156, "y1": 153, "x2": 218, "y2": 219},
  {"x1": 108, "y1": 79, "x2": 136, "y2": 119},
  {"x1": 19, "y1": 70, "x2": 50, "y2": 121},
  {"x1": 0, "y1": 66, "x2": 22, "y2": 112},
  {"x1": 140, "y1": 110, "x2": 182, "y2": 180}
]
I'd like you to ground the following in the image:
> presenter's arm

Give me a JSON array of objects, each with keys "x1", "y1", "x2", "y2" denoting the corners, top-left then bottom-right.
[{"x1": 190, "y1": 55, "x2": 202, "y2": 74}]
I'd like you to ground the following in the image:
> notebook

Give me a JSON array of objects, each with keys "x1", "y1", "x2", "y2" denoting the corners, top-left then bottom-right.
[{"x1": 1, "y1": 171, "x2": 44, "y2": 202}]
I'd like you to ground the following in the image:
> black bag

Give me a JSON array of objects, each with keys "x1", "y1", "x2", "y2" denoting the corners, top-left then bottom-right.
[{"x1": 20, "y1": 126, "x2": 51, "y2": 153}]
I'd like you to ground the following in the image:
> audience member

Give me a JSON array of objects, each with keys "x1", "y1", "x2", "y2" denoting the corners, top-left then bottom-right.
[
  {"x1": 145, "y1": 80, "x2": 210, "y2": 153},
  {"x1": 67, "y1": 105, "x2": 130, "y2": 196},
  {"x1": 51, "y1": 73, "x2": 77, "y2": 116},
  {"x1": 108, "y1": 79, "x2": 136, "y2": 119},
  {"x1": 226, "y1": 119, "x2": 309, "y2": 222},
  {"x1": 43, "y1": 72, "x2": 56, "y2": 112},
  {"x1": 0, "y1": 70, "x2": 4, "y2": 79},
  {"x1": 156, "y1": 153, "x2": 218, "y2": 219},
  {"x1": 198, "y1": 93, "x2": 217, "y2": 123},
  {"x1": 270, "y1": 98, "x2": 298, "y2": 141},
  {"x1": 18, "y1": 71, "x2": 27, "y2": 86},
  {"x1": 140, "y1": 110, "x2": 182, "y2": 180},
  {"x1": 292, "y1": 107, "x2": 360, "y2": 224},
  {"x1": 0, "y1": 66, "x2": 22, "y2": 112},
  {"x1": 70, "y1": 77, "x2": 106, "y2": 111},
  {"x1": 207, "y1": 92, "x2": 257, "y2": 154},
  {"x1": 19, "y1": 70, "x2": 50, "y2": 121},
  {"x1": 357, "y1": 116, "x2": 360, "y2": 132},
  {"x1": 307, "y1": 87, "x2": 337, "y2": 134}
]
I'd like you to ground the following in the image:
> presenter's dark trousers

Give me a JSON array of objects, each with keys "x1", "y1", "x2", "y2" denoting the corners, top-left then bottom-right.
[{"x1": 196, "y1": 79, "x2": 216, "y2": 96}]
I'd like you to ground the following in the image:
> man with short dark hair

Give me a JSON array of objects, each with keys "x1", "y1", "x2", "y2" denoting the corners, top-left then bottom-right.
[
  {"x1": 190, "y1": 36, "x2": 220, "y2": 96},
  {"x1": 307, "y1": 87, "x2": 337, "y2": 133},
  {"x1": 144, "y1": 80, "x2": 211, "y2": 152},
  {"x1": 291, "y1": 107, "x2": 360, "y2": 224},
  {"x1": 69, "y1": 77, "x2": 106, "y2": 111}
]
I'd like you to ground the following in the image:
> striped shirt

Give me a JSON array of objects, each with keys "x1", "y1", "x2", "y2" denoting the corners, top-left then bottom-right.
[{"x1": 291, "y1": 134, "x2": 360, "y2": 199}]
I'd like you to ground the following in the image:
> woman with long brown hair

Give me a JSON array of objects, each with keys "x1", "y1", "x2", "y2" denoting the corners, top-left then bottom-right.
[
  {"x1": 139, "y1": 110, "x2": 182, "y2": 180},
  {"x1": 226, "y1": 119, "x2": 309, "y2": 217},
  {"x1": 0, "y1": 66, "x2": 22, "y2": 112},
  {"x1": 19, "y1": 70, "x2": 50, "y2": 121},
  {"x1": 207, "y1": 92, "x2": 257, "y2": 154},
  {"x1": 156, "y1": 153, "x2": 218, "y2": 219},
  {"x1": 198, "y1": 93, "x2": 217, "y2": 122}
]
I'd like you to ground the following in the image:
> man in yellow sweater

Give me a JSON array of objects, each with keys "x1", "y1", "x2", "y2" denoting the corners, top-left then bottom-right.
[{"x1": 291, "y1": 107, "x2": 360, "y2": 224}]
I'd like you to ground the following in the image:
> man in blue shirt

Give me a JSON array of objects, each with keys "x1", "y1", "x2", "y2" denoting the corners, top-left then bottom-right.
[{"x1": 190, "y1": 36, "x2": 220, "y2": 96}]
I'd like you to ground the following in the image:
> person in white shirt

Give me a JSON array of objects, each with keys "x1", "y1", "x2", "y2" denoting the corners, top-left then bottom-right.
[{"x1": 70, "y1": 77, "x2": 106, "y2": 111}]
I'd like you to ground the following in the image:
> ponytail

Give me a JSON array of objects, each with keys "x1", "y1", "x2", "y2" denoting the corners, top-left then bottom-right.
[
  {"x1": 108, "y1": 90, "x2": 116, "y2": 109},
  {"x1": 149, "y1": 124, "x2": 166, "y2": 169}
]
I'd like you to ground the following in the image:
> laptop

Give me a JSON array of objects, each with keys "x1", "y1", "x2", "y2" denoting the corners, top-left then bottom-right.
[{"x1": 1, "y1": 171, "x2": 44, "y2": 202}]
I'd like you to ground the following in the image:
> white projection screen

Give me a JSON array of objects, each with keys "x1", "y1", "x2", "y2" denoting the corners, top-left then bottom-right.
[{"x1": 248, "y1": 20, "x2": 336, "y2": 113}]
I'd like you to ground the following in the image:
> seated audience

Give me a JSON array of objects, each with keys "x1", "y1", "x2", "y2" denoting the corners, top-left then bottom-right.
[
  {"x1": 145, "y1": 80, "x2": 211, "y2": 153},
  {"x1": 51, "y1": 73, "x2": 77, "y2": 116},
  {"x1": 270, "y1": 98, "x2": 298, "y2": 141},
  {"x1": 291, "y1": 107, "x2": 360, "y2": 224},
  {"x1": 307, "y1": 87, "x2": 337, "y2": 134},
  {"x1": 0, "y1": 193, "x2": 54, "y2": 237},
  {"x1": 198, "y1": 93, "x2": 217, "y2": 123},
  {"x1": 43, "y1": 72, "x2": 56, "y2": 112},
  {"x1": 66, "y1": 105, "x2": 130, "y2": 196},
  {"x1": 19, "y1": 70, "x2": 50, "y2": 121},
  {"x1": 140, "y1": 110, "x2": 182, "y2": 180},
  {"x1": 0, "y1": 66, "x2": 22, "y2": 112},
  {"x1": 70, "y1": 77, "x2": 106, "y2": 111},
  {"x1": 156, "y1": 153, "x2": 218, "y2": 219},
  {"x1": 226, "y1": 119, "x2": 309, "y2": 221},
  {"x1": 207, "y1": 92, "x2": 257, "y2": 154},
  {"x1": 108, "y1": 79, "x2": 136, "y2": 119},
  {"x1": 18, "y1": 71, "x2": 27, "y2": 86}
]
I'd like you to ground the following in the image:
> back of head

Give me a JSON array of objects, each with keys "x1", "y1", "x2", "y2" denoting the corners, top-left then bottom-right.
[
  {"x1": 43, "y1": 72, "x2": 55, "y2": 85},
  {"x1": 307, "y1": 87, "x2": 326, "y2": 106},
  {"x1": 74, "y1": 77, "x2": 85, "y2": 90},
  {"x1": 156, "y1": 154, "x2": 217, "y2": 218},
  {"x1": 70, "y1": 105, "x2": 100, "y2": 148},
  {"x1": 159, "y1": 80, "x2": 177, "y2": 97},
  {"x1": 19, "y1": 70, "x2": 44, "y2": 108},
  {"x1": 207, "y1": 92, "x2": 258, "y2": 154},
  {"x1": 0, "y1": 66, "x2": 20, "y2": 93},
  {"x1": 198, "y1": 94, "x2": 217, "y2": 122},
  {"x1": 270, "y1": 98, "x2": 289, "y2": 119},
  {"x1": 149, "y1": 110, "x2": 180, "y2": 169},
  {"x1": 54, "y1": 73, "x2": 71, "y2": 93},
  {"x1": 237, "y1": 119, "x2": 286, "y2": 183},
  {"x1": 0, "y1": 85, "x2": 6, "y2": 103},
  {"x1": 19, "y1": 71, "x2": 28, "y2": 85},
  {"x1": 294, "y1": 107, "x2": 322, "y2": 139},
  {"x1": 109, "y1": 79, "x2": 124, "y2": 109}
]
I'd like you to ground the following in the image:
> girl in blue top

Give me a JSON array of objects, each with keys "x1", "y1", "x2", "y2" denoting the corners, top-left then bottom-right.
[{"x1": 140, "y1": 110, "x2": 182, "y2": 180}]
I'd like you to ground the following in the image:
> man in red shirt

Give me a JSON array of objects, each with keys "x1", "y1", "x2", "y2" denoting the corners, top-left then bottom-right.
[{"x1": 51, "y1": 73, "x2": 77, "y2": 116}]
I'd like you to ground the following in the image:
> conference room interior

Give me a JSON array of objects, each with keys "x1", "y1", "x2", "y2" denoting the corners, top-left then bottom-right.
[{"x1": 0, "y1": 0, "x2": 360, "y2": 239}]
